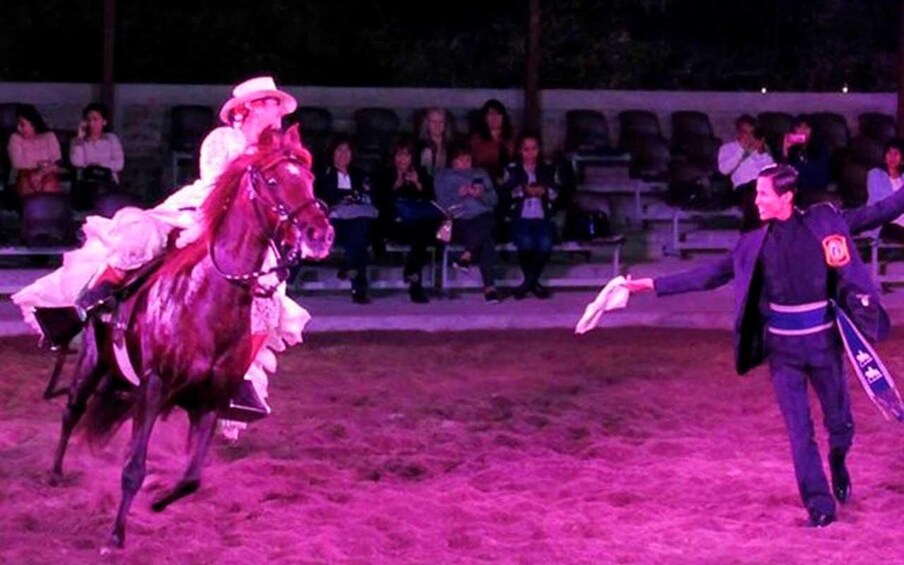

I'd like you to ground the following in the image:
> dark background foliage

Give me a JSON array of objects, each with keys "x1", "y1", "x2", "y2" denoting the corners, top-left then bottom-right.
[{"x1": 0, "y1": 0, "x2": 897, "y2": 91}]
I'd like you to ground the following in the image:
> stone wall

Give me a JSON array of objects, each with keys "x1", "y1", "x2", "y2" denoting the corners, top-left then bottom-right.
[{"x1": 0, "y1": 82, "x2": 897, "y2": 201}]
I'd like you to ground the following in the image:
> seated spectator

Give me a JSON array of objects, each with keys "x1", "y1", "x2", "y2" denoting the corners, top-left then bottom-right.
[
  {"x1": 315, "y1": 134, "x2": 378, "y2": 304},
  {"x1": 718, "y1": 115, "x2": 775, "y2": 232},
  {"x1": 70, "y1": 102, "x2": 125, "y2": 211},
  {"x1": 781, "y1": 115, "x2": 831, "y2": 207},
  {"x1": 418, "y1": 107, "x2": 453, "y2": 178},
  {"x1": 867, "y1": 138, "x2": 904, "y2": 242},
  {"x1": 470, "y1": 99, "x2": 516, "y2": 238},
  {"x1": 7, "y1": 104, "x2": 63, "y2": 201},
  {"x1": 501, "y1": 131, "x2": 559, "y2": 299},
  {"x1": 374, "y1": 136, "x2": 439, "y2": 303},
  {"x1": 435, "y1": 140, "x2": 502, "y2": 302}
]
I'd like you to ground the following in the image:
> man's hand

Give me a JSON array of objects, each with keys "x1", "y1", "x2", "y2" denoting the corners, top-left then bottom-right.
[{"x1": 623, "y1": 276, "x2": 654, "y2": 293}]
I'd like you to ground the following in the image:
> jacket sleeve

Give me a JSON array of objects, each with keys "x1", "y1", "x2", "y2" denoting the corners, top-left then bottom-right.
[
  {"x1": 718, "y1": 142, "x2": 744, "y2": 176},
  {"x1": 654, "y1": 254, "x2": 735, "y2": 296},
  {"x1": 843, "y1": 181, "x2": 904, "y2": 234}
]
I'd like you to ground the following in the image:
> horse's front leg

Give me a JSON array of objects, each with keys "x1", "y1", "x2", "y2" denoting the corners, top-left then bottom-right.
[
  {"x1": 151, "y1": 409, "x2": 218, "y2": 512},
  {"x1": 51, "y1": 324, "x2": 106, "y2": 483},
  {"x1": 106, "y1": 370, "x2": 163, "y2": 551}
]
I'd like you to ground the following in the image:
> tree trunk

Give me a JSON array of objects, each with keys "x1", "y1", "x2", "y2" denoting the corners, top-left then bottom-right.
[
  {"x1": 898, "y1": 0, "x2": 904, "y2": 133},
  {"x1": 102, "y1": 0, "x2": 116, "y2": 118},
  {"x1": 524, "y1": 0, "x2": 541, "y2": 132}
]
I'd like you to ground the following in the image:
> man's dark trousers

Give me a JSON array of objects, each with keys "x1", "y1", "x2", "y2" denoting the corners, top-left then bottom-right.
[{"x1": 768, "y1": 334, "x2": 853, "y2": 516}]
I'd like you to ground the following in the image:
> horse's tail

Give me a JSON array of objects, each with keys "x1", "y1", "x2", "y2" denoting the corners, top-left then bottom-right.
[
  {"x1": 82, "y1": 374, "x2": 136, "y2": 446},
  {"x1": 79, "y1": 323, "x2": 137, "y2": 446}
]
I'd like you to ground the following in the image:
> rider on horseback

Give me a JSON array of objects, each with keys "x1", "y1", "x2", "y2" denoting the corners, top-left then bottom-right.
[{"x1": 15, "y1": 76, "x2": 304, "y2": 428}]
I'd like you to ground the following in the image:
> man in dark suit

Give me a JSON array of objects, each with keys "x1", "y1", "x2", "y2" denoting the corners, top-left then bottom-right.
[{"x1": 626, "y1": 164, "x2": 904, "y2": 527}]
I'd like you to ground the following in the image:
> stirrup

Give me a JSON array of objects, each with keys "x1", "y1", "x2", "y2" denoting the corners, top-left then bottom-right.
[
  {"x1": 33, "y1": 306, "x2": 85, "y2": 350},
  {"x1": 221, "y1": 380, "x2": 270, "y2": 423}
]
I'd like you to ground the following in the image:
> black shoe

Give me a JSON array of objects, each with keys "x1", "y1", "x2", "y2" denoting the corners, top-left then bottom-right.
[
  {"x1": 512, "y1": 284, "x2": 529, "y2": 300},
  {"x1": 352, "y1": 289, "x2": 371, "y2": 304},
  {"x1": 531, "y1": 283, "x2": 551, "y2": 299},
  {"x1": 33, "y1": 306, "x2": 85, "y2": 350},
  {"x1": 75, "y1": 280, "x2": 118, "y2": 316},
  {"x1": 222, "y1": 380, "x2": 269, "y2": 423},
  {"x1": 452, "y1": 255, "x2": 472, "y2": 273},
  {"x1": 808, "y1": 508, "x2": 836, "y2": 528},
  {"x1": 409, "y1": 282, "x2": 429, "y2": 304},
  {"x1": 484, "y1": 289, "x2": 502, "y2": 303},
  {"x1": 829, "y1": 448, "x2": 852, "y2": 504}
]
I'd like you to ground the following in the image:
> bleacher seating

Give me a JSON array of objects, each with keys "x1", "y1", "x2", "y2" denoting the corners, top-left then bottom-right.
[
  {"x1": 168, "y1": 105, "x2": 215, "y2": 188},
  {"x1": 352, "y1": 107, "x2": 401, "y2": 174},
  {"x1": 285, "y1": 106, "x2": 334, "y2": 170},
  {"x1": 858, "y1": 112, "x2": 896, "y2": 143}
]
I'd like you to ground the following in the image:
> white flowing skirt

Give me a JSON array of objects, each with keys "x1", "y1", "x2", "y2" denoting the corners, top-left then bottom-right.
[{"x1": 12, "y1": 180, "x2": 310, "y2": 420}]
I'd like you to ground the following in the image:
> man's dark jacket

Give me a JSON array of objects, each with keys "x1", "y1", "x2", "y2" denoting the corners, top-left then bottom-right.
[{"x1": 655, "y1": 190, "x2": 904, "y2": 375}]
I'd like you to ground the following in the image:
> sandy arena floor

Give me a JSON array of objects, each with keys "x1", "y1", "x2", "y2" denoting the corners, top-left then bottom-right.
[{"x1": 1, "y1": 329, "x2": 903, "y2": 564}]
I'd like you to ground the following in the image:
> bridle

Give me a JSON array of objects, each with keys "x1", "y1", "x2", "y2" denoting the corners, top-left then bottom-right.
[{"x1": 209, "y1": 152, "x2": 328, "y2": 295}]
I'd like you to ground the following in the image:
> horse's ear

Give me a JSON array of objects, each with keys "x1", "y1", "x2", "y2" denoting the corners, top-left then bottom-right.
[{"x1": 285, "y1": 123, "x2": 302, "y2": 147}]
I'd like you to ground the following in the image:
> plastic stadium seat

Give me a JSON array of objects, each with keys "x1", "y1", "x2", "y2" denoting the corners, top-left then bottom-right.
[
  {"x1": 757, "y1": 112, "x2": 795, "y2": 156},
  {"x1": 93, "y1": 191, "x2": 137, "y2": 219},
  {"x1": 839, "y1": 159, "x2": 870, "y2": 208},
  {"x1": 618, "y1": 110, "x2": 661, "y2": 151},
  {"x1": 808, "y1": 112, "x2": 851, "y2": 153},
  {"x1": 678, "y1": 134, "x2": 722, "y2": 174},
  {"x1": 168, "y1": 105, "x2": 215, "y2": 187},
  {"x1": 565, "y1": 110, "x2": 613, "y2": 154},
  {"x1": 285, "y1": 106, "x2": 334, "y2": 168},
  {"x1": 20, "y1": 192, "x2": 73, "y2": 247},
  {"x1": 858, "y1": 112, "x2": 897, "y2": 144},
  {"x1": 353, "y1": 107, "x2": 401, "y2": 174},
  {"x1": 849, "y1": 136, "x2": 885, "y2": 168},
  {"x1": 670, "y1": 111, "x2": 714, "y2": 154},
  {"x1": 628, "y1": 134, "x2": 670, "y2": 182}
]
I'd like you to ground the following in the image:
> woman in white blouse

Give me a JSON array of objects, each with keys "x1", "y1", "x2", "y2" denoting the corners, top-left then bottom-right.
[{"x1": 70, "y1": 102, "x2": 125, "y2": 209}]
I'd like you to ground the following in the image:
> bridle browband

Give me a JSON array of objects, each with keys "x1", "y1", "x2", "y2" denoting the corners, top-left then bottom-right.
[{"x1": 208, "y1": 152, "x2": 327, "y2": 295}]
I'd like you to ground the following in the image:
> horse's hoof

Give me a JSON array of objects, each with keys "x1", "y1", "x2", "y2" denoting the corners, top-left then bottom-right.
[
  {"x1": 104, "y1": 531, "x2": 124, "y2": 551},
  {"x1": 150, "y1": 498, "x2": 168, "y2": 513}
]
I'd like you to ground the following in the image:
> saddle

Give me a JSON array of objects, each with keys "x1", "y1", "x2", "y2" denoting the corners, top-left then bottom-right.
[{"x1": 33, "y1": 256, "x2": 166, "y2": 351}]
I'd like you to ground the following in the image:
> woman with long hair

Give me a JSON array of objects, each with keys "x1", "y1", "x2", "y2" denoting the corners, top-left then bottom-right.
[{"x1": 867, "y1": 138, "x2": 904, "y2": 242}]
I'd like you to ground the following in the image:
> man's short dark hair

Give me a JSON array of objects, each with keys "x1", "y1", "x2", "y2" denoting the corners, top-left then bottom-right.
[
  {"x1": 758, "y1": 164, "x2": 799, "y2": 194},
  {"x1": 736, "y1": 114, "x2": 756, "y2": 130}
]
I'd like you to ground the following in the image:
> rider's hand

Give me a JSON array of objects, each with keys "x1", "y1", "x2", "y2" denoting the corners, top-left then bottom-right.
[{"x1": 622, "y1": 276, "x2": 654, "y2": 294}]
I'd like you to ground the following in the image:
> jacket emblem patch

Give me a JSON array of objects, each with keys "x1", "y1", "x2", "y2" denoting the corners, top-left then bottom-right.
[{"x1": 822, "y1": 234, "x2": 850, "y2": 267}]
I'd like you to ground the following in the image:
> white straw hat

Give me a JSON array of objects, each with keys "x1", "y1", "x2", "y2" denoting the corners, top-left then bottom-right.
[{"x1": 218, "y1": 76, "x2": 297, "y2": 124}]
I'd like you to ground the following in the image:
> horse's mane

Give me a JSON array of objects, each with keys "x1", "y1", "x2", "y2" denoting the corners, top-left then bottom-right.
[
  {"x1": 201, "y1": 128, "x2": 313, "y2": 238},
  {"x1": 162, "y1": 128, "x2": 313, "y2": 277}
]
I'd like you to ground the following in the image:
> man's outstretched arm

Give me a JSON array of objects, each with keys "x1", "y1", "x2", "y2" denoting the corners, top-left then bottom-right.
[
  {"x1": 626, "y1": 254, "x2": 735, "y2": 296},
  {"x1": 844, "y1": 183, "x2": 904, "y2": 234}
]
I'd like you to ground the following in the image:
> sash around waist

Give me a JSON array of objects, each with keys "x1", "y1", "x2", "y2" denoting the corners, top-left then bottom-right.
[{"x1": 768, "y1": 300, "x2": 834, "y2": 336}]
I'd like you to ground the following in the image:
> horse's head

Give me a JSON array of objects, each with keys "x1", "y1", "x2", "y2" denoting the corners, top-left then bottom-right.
[{"x1": 247, "y1": 125, "x2": 334, "y2": 262}]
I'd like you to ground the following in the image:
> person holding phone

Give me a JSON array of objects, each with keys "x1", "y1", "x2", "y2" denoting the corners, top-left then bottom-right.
[
  {"x1": 718, "y1": 115, "x2": 775, "y2": 232},
  {"x1": 70, "y1": 102, "x2": 125, "y2": 210},
  {"x1": 434, "y1": 139, "x2": 503, "y2": 302},
  {"x1": 781, "y1": 115, "x2": 831, "y2": 207},
  {"x1": 501, "y1": 131, "x2": 560, "y2": 299}
]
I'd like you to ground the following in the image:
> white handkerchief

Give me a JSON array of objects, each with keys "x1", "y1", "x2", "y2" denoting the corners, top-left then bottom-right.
[{"x1": 575, "y1": 275, "x2": 630, "y2": 334}]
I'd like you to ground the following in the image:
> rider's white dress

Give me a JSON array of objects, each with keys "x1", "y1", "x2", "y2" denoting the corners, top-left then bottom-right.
[{"x1": 11, "y1": 127, "x2": 311, "y2": 431}]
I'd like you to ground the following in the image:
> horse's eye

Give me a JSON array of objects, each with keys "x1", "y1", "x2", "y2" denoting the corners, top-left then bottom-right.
[{"x1": 266, "y1": 177, "x2": 278, "y2": 186}]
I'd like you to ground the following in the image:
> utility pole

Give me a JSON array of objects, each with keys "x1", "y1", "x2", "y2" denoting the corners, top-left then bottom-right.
[
  {"x1": 102, "y1": 0, "x2": 116, "y2": 117},
  {"x1": 524, "y1": 0, "x2": 541, "y2": 132},
  {"x1": 898, "y1": 0, "x2": 904, "y2": 133}
]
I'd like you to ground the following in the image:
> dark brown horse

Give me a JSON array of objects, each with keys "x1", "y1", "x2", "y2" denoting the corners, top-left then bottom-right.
[{"x1": 50, "y1": 125, "x2": 334, "y2": 549}]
